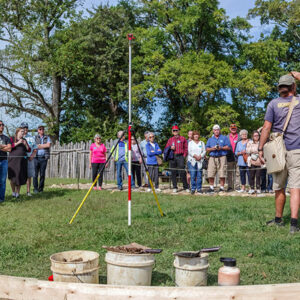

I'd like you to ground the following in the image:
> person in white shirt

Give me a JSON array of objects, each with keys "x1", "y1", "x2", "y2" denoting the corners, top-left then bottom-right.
[{"x1": 187, "y1": 131, "x2": 206, "y2": 194}]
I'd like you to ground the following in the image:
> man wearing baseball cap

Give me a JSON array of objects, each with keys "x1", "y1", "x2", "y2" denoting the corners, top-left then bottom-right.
[
  {"x1": 206, "y1": 124, "x2": 231, "y2": 193},
  {"x1": 259, "y1": 71, "x2": 300, "y2": 233},
  {"x1": 34, "y1": 125, "x2": 51, "y2": 193},
  {"x1": 165, "y1": 125, "x2": 189, "y2": 193},
  {"x1": 226, "y1": 124, "x2": 241, "y2": 192},
  {"x1": 20, "y1": 122, "x2": 38, "y2": 196}
]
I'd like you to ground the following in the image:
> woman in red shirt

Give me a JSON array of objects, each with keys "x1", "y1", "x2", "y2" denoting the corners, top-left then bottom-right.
[{"x1": 89, "y1": 134, "x2": 107, "y2": 190}]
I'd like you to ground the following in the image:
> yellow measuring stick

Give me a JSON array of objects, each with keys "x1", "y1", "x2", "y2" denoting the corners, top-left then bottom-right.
[
  {"x1": 146, "y1": 171, "x2": 164, "y2": 217},
  {"x1": 69, "y1": 173, "x2": 100, "y2": 224}
]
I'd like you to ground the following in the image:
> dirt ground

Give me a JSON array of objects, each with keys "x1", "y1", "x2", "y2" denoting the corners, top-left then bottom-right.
[{"x1": 49, "y1": 182, "x2": 272, "y2": 197}]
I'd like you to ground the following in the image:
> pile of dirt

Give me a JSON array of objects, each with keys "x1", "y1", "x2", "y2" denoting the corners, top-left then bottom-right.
[{"x1": 103, "y1": 242, "x2": 150, "y2": 254}]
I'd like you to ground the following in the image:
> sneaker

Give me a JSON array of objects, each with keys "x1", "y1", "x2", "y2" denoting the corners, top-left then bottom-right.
[
  {"x1": 226, "y1": 187, "x2": 234, "y2": 192},
  {"x1": 256, "y1": 189, "x2": 261, "y2": 194},
  {"x1": 266, "y1": 219, "x2": 285, "y2": 227},
  {"x1": 248, "y1": 189, "x2": 255, "y2": 194},
  {"x1": 147, "y1": 188, "x2": 151, "y2": 192},
  {"x1": 219, "y1": 187, "x2": 225, "y2": 192},
  {"x1": 206, "y1": 188, "x2": 214, "y2": 194},
  {"x1": 172, "y1": 188, "x2": 178, "y2": 193},
  {"x1": 185, "y1": 189, "x2": 190, "y2": 193},
  {"x1": 27, "y1": 192, "x2": 32, "y2": 197},
  {"x1": 98, "y1": 186, "x2": 102, "y2": 191},
  {"x1": 191, "y1": 190, "x2": 195, "y2": 195},
  {"x1": 12, "y1": 192, "x2": 16, "y2": 197},
  {"x1": 155, "y1": 188, "x2": 161, "y2": 192},
  {"x1": 197, "y1": 190, "x2": 203, "y2": 194},
  {"x1": 261, "y1": 190, "x2": 266, "y2": 193},
  {"x1": 237, "y1": 189, "x2": 246, "y2": 193},
  {"x1": 93, "y1": 187, "x2": 97, "y2": 191},
  {"x1": 290, "y1": 225, "x2": 300, "y2": 234},
  {"x1": 33, "y1": 189, "x2": 39, "y2": 194},
  {"x1": 268, "y1": 189, "x2": 274, "y2": 193},
  {"x1": 118, "y1": 186, "x2": 123, "y2": 191},
  {"x1": 15, "y1": 193, "x2": 20, "y2": 199}
]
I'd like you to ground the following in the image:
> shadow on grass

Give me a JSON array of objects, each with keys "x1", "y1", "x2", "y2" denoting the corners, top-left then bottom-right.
[
  {"x1": 4, "y1": 189, "x2": 69, "y2": 203},
  {"x1": 152, "y1": 270, "x2": 173, "y2": 286}
]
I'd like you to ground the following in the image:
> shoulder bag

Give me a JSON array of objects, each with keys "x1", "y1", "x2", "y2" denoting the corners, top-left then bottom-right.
[{"x1": 263, "y1": 96, "x2": 297, "y2": 174}]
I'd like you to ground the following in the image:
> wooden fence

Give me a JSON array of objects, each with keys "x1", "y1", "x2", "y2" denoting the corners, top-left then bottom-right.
[{"x1": 46, "y1": 139, "x2": 143, "y2": 181}]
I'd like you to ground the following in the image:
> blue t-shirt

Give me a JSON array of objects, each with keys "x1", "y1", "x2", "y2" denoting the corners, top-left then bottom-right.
[
  {"x1": 118, "y1": 141, "x2": 126, "y2": 161},
  {"x1": 265, "y1": 95, "x2": 300, "y2": 151},
  {"x1": 235, "y1": 141, "x2": 248, "y2": 166},
  {"x1": 206, "y1": 135, "x2": 230, "y2": 157}
]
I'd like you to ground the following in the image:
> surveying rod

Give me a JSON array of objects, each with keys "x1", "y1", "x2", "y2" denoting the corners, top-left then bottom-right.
[{"x1": 127, "y1": 33, "x2": 135, "y2": 226}]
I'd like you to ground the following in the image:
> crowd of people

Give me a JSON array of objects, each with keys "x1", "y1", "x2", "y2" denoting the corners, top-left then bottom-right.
[
  {"x1": 88, "y1": 123, "x2": 273, "y2": 195},
  {"x1": 0, "y1": 122, "x2": 51, "y2": 202}
]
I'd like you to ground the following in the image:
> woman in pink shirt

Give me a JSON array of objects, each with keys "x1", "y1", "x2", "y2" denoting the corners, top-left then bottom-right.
[{"x1": 89, "y1": 134, "x2": 107, "y2": 190}]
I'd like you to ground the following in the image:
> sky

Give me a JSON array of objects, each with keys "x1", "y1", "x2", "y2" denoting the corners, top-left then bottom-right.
[{"x1": 0, "y1": 0, "x2": 273, "y2": 134}]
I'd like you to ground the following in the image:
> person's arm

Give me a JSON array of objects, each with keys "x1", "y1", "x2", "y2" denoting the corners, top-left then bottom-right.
[
  {"x1": 146, "y1": 144, "x2": 155, "y2": 157},
  {"x1": 235, "y1": 142, "x2": 241, "y2": 156},
  {"x1": 206, "y1": 139, "x2": 215, "y2": 153},
  {"x1": 0, "y1": 143, "x2": 12, "y2": 152},
  {"x1": 89, "y1": 150, "x2": 92, "y2": 168},
  {"x1": 183, "y1": 138, "x2": 188, "y2": 157},
  {"x1": 29, "y1": 149, "x2": 37, "y2": 161},
  {"x1": 291, "y1": 71, "x2": 300, "y2": 81},
  {"x1": 258, "y1": 120, "x2": 272, "y2": 161},
  {"x1": 221, "y1": 136, "x2": 230, "y2": 151},
  {"x1": 155, "y1": 144, "x2": 162, "y2": 155}
]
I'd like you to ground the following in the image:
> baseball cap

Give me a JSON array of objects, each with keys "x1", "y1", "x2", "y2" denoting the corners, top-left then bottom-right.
[
  {"x1": 38, "y1": 125, "x2": 45, "y2": 129},
  {"x1": 278, "y1": 74, "x2": 295, "y2": 86},
  {"x1": 230, "y1": 124, "x2": 237, "y2": 129},
  {"x1": 213, "y1": 124, "x2": 220, "y2": 130},
  {"x1": 172, "y1": 125, "x2": 179, "y2": 130},
  {"x1": 20, "y1": 122, "x2": 29, "y2": 128}
]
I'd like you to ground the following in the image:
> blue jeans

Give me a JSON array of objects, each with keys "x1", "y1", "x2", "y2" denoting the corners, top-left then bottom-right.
[
  {"x1": 188, "y1": 162, "x2": 203, "y2": 191},
  {"x1": 267, "y1": 174, "x2": 273, "y2": 191},
  {"x1": 0, "y1": 160, "x2": 8, "y2": 202},
  {"x1": 239, "y1": 166, "x2": 249, "y2": 186},
  {"x1": 33, "y1": 157, "x2": 48, "y2": 192},
  {"x1": 116, "y1": 161, "x2": 129, "y2": 188}
]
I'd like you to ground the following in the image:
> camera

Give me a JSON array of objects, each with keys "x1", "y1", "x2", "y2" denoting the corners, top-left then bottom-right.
[{"x1": 216, "y1": 143, "x2": 220, "y2": 150}]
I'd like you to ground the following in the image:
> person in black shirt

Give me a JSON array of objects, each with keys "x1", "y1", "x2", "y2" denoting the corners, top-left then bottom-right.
[{"x1": 0, "y1": 121, "x2": 12, "y2": 202}]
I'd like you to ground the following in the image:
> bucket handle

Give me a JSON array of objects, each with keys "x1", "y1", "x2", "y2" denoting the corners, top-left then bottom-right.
[{"x1": 72, "y1": 270, "x2": 84, "y2": 283}]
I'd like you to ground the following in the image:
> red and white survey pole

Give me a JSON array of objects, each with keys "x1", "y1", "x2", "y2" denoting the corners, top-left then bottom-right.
[{"x1": 127, "y1": 33, "x2": 135, "y2": 226}]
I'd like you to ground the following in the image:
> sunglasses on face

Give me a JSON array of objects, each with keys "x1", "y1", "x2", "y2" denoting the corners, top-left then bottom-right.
[
  {"x1": 0, "y1": 124, "x2": 4, "y2": 127},
  {"x1": 172, "y1": 130, "x2": 178, "y2": 132},
  {"x1": 149, "y1": 136, "x2": 155, "y2": 138}
]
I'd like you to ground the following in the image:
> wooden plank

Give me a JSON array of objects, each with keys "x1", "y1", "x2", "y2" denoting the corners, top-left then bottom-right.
[{"x1": 0, "y1": 275, "x2": 299, "y2": 300}]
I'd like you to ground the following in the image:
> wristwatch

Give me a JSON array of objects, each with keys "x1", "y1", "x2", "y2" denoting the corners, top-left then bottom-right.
[{"x1": 258, "y1": 148, "x2": 263, "y2": 152}]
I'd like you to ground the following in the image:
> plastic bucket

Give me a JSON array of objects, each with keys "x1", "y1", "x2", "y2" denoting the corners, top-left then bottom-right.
[
  {"x1": 105, "y1": 251, "x2": 155, "y2": 286},
  {"x1": 173, "y1": 252, "x2": 209, "y2": 286},
  {"x1": 50, "y1": 250, "x2": 99, "y2": 284}
]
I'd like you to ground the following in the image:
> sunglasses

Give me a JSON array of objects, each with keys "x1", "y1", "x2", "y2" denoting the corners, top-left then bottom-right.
[
  {"x1": 149, "y1": 136, "x2": 155, "y2": 138},
  {"x1": 0, "y1": 124, "x2": 4, "y2": 127},
  {"x1": 172, "y1": 130, "x2": 178, "y2": 132}
]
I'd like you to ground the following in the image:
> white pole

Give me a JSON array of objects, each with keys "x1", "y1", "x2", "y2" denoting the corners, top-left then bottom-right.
[{"x1": 128, "y1": 35, "x2": 132, "y2": 226}]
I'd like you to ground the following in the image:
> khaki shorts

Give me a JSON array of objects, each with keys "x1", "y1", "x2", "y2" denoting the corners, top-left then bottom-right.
[
  {"x1": 207, "y1": 156, "x2": 227, "y2": 178},
  {"x1": 273, "y1": 149, "x2": 300, "y2": 190}
]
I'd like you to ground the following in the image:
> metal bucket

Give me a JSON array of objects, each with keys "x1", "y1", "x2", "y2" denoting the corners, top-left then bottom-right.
[
  {"x1": 105, "y1": 250, "x2": 155, "y2": 286},
  {"x1": 50, "y1": 250, "x2": 99, "y2": 284},
  {"x1": 173, "y1": 252, "x2": 209, "y2": 286}
]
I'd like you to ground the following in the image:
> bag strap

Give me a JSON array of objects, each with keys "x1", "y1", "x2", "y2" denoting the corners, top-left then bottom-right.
[{"x1": 282, "y1": 96, "x2": 297, "y2": 133}]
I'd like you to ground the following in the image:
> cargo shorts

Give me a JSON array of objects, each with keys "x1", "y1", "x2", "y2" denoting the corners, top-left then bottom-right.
[
  {"x1": 273, "y1": 149, "x2": 300, "y2": 190},
  {"x1": 207, "y1": 156, "x2": 227, "y2": 178}
]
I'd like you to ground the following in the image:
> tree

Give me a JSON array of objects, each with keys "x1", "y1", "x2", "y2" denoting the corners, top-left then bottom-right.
[
  {"x1": 56, "y1": 4, "x2": 153, "y2": 143},
  {"x1": 0, "y1": 0, "x2": 78, "y2": 140}
]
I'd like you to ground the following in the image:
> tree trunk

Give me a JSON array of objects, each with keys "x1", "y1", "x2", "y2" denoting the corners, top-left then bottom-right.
[{"x1": 51, "y1": 74, "x2": 61, "y2": 142}]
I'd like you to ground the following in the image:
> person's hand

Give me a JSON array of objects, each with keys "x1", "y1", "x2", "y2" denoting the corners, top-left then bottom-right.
[
  {"x1": 16, "y1": 139, "x2": 22, "y2": 145},
  {"x1": 171, "y1": 145, "x2": 175, "y2": 150},
  {"x1": 29, "y1": 156, "x2": 34, "y2": 161},
  {"x1": 105, "y1": 163, "x2": 109, "y2": 168},
  {"x1": 241, "y1": 150, "x2": 246, "y2": 154},
  {"x1": 259, "y1": 150, "x2": 264, "y2": 164},
  {"x1": 89, "y1": 163, "x2": 92, "y2": 169},
  {"x1": 139, "y1": 158, "x2": 142, "y2": 164},
  {"x1": 291, "y1": 71, "x2": 300, "y2": 81}
]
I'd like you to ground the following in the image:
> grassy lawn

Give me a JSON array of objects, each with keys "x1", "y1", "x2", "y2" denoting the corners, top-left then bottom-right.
[{"x1": 0, "y1": 178, "x2": 299, "y2": 286}]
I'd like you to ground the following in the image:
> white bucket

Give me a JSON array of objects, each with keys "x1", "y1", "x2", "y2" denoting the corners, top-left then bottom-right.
[
  {"x1": 173, "y1": 252, "x2": 209, "y2": 287},
  {"x1": 50, "y1": 250, "x2": 99, "y2": 284},
  {"x1": 105, "y1": 251, "x2": 155, "y2": 286}
]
